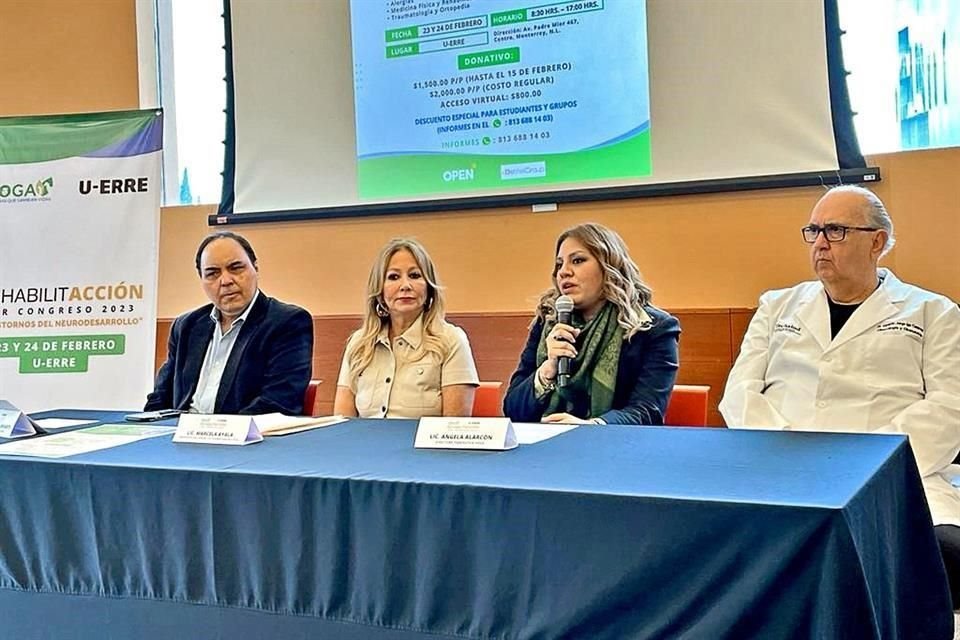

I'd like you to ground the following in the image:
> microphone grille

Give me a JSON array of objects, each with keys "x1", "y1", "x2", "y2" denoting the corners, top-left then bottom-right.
[{"x1": 555, "y1": 295, "x2": 574, "y2": 313}]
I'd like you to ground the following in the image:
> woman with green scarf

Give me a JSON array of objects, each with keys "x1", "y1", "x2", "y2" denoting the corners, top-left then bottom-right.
[{"x1": 503, "y1": 223, "x2": 680, "y2": 425}]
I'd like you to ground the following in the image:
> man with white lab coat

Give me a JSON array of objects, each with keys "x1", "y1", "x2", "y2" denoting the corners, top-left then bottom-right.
[{"x1": 720, "y1": 185, "x2": 960, "y2": 606}]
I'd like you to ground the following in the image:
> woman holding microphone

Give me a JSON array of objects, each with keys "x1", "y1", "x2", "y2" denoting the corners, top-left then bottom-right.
[{"x1": 503, "y1": 223, "x2": 680, "y2": 425}]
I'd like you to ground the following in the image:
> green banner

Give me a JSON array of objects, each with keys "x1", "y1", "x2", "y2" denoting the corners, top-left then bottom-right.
[
  {"x1": 0, "y1": 334, "x2": 126, "y2": 373},
  {"x1": 387, "y1": 43, "x2": 419, "y2": 58},
  {"x1": 458, "y1": 47, "x2": 520, "y2": 70},
  {"x1": 385, "y1": 27, "x2": 417, "y2": 42},
  {"x1": 490, "y1": 9, "x2": 527, "y2": 25},
  {"x1": 358, "y1": 129, "x2": 650, "y2": 198},
  {"x1": 1, "y1": 108, "x2": 160, "y2": 411},
  {"x1": 0, "y1": 109, "x2": 159, "y2": 165}
]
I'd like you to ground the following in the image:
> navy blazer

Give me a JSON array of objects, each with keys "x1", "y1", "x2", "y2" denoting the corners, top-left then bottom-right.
[
  {"x1": 144, "y1": 293, "x2": 314, "y2": 415},
  {"x1": 503, "y1": 306, "x2": 680, "y2": 425}
]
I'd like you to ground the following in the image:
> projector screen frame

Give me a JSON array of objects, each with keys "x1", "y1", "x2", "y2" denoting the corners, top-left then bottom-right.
[{"x1": 214, "y1": 0, "x2": 875, "y2": 227}]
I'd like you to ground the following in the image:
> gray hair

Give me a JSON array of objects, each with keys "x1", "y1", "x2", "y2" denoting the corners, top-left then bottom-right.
[{"x1": 826, "y1": 185, "x2": 896, "y2": 256}]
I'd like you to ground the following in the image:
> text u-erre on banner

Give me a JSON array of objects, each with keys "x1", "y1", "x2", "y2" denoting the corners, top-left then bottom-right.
[
  {"x1": 0, "y1": 109, "x2": 162, "y2": 412},
  {"x1": 415, "y1": 416, "x2": 518, "y2": 451}
]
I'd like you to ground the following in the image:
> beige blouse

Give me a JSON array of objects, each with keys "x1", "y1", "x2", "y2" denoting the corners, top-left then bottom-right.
[{"x1": 337, "y1": 316, "x2": 479, "y2": 418}]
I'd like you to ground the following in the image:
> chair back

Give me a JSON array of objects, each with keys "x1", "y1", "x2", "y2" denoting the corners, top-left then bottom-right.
[
  {"x1": 472, "y1": 381, "x2": 503, "y2": 417},
  {"x1": 304, "y1": 379, "x2": 322, "y2": 417},
  {"x1": 664, "y1": 384, "x2": 710, "y2": 426}
]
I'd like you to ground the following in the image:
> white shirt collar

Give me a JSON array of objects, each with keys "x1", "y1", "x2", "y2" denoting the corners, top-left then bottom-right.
[{"x1": 209, "y1": 289, "x2": 260, "y2": 331}]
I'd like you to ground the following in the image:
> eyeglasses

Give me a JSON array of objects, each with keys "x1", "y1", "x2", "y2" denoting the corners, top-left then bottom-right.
[{"x1": 801, "y1": 223, "x2": 880, "y2": 243}]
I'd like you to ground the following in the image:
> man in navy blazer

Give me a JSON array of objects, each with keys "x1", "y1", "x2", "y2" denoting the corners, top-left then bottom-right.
[{"x1": 145, "y1": 231, "x2": 313, "y2": 415}]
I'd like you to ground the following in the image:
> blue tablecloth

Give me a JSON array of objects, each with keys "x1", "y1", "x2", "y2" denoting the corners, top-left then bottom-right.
[{"x1": 0, "y1": 411, "x2": 951, "y2": 639}]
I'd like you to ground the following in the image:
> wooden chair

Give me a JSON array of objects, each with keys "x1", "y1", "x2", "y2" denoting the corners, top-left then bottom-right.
[
  {"x1": 303, "y1": 379, "x2": 323, "y2": 417},
  {"x1": 472, "y1": 381, "x2": 504, "y2": 417},
  {"x1": 664, "y1": 384, "x2": 711, "y2": 426}
]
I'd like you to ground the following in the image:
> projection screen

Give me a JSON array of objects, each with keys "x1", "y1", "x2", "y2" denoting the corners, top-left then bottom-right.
[{"x1": 216, "y1": 0, "x2": 877, "y2": 224}]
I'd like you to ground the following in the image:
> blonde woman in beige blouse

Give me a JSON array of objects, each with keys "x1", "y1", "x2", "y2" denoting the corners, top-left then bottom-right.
[{"x1": 334, "y1": 238, "x2": 479, "y2": 418}]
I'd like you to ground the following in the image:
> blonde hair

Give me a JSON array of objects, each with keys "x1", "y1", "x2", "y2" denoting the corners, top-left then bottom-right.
[
  {"x1": 536, "y1": 223, "x2": 654, "y2": 338},
  {"x1": 346, "y1": 238, "x2": 448, "y2": 376}
]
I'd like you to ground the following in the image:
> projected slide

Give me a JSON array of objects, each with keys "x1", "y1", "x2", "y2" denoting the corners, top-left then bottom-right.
[{"x1": 350, "y1": 0, "x2": 650, "y2": 199}]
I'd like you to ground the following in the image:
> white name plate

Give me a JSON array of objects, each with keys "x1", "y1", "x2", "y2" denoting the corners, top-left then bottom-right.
[
  {"x1": 415, "y1": 417, "x2": 518, "y2": 451},
  {"x1": 173, "y1": 413, "x2": 263, "y2": 446},
  {"x1": 0, "y1": 407, "x2": 42, "y2": 439}
]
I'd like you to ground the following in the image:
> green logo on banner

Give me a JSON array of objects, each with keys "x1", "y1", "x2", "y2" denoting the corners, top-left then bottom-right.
[
  {"x1": 0, "y1": 334, "x2": 125, "y2": 373},
  {"x1": 0, "y1": 177, "x2": 53, "y2": 200}
]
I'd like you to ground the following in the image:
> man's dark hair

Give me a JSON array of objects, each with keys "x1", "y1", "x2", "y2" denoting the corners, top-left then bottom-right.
[{"x1": 194, "y1": 231, "x2": 258, "y2": 275}]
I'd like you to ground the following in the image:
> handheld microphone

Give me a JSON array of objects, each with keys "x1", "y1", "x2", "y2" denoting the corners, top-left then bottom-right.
[{"x1": 555, "y1": 295, "x2": 574, "y2": 388}]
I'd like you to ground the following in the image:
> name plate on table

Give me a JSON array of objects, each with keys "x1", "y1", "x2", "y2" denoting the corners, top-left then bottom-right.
[
  {"x1": 0, "y1": 406, "x2": 43, "y2": 439},
  {"x1": 415, "y1": 417, "x2": 518, "y2": 451},
  {"x1": 173, "y1": 414, "x2": 262, "y2": 446}
]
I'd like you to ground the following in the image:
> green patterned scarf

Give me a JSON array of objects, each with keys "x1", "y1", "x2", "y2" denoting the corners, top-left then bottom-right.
[{"x1": 536, "y1": 301, "x2": 622, "y2": 419}]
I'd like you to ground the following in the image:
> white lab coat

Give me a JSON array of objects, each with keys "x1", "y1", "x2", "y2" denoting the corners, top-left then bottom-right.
[{"x1": 720, "y1": 269, "x2": 960, "y2": 526}]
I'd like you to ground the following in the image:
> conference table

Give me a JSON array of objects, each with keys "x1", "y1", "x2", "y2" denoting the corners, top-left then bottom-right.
[{"x1": 0, "y1": 410, "x2": 952, "y2": 639}]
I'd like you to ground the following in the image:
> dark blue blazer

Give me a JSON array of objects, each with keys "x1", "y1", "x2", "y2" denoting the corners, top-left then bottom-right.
[
  {"x1": 144, "y1": 293, "x2": 314, "y2": 415},
  {"x1": 503, "y1": 306, "x2": 680, "y2": 425}
]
